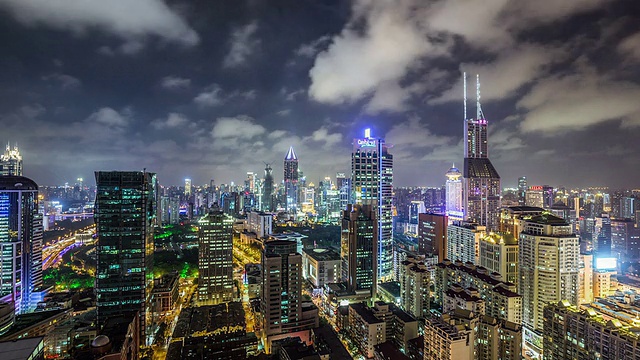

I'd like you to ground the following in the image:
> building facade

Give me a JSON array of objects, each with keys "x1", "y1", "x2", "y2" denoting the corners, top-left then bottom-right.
[
  {"x1": 398, "y1": 255, "x2": 430, "y2": 319},
  {"x1": 198, "y1": 210, "x2": 234, "y2": 304},
  {"x1": 445, "y1": 165, "x2": 463, "y2": 221},
  {"x1": 94, "y1": 171, "x2": 156, "y2": 343},
  {"x1": 351, "y1": 129, "x2": 393, "y2": 282},
  {"x1": 446, "y1": 221, "x2": 485, "y2": 264},
  {"x1": 518, "y1": 214, "x2": 579, "y2": 356},
  {"x1": 0, "y1": 176, "x2": 43, "y2": 314},
  {"x1": 479, "y1": 233, "x2": 518, "y2": 285},
  {"x1": 417, "y1": 213, "x2": 447, "y2": 261},
  {"x1": 0, "y1": 144, "x2": 22, "y2": 176},
  {"x1": 341, "y1": 204, "x2": 377, "y2": 296},
  {"x1": 284, "y1": 146, "x2": 299, "y2": 213}
]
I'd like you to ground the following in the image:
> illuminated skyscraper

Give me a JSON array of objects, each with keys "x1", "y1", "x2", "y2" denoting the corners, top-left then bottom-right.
[
  {"x1": 197, "y1": 210, "x2": 234, "y2": 304},
  {"x1": 0, "y1": 143, "x2": 22, "y2": 176},
  {"x1": 184, "y1": 178, "x2": 192, "y2": 197},
  {"x1": 0, "y1": 176, "x2": 42, "y2": 314},
  {"x1": 284, "y1": 146, "x2": 299, "y2": 213},
  {"x1": 341, "y1": 204, "x2": 377, "y2": 296},
  {"x1": 445, "y1": 164, "x2": 463, "y2": 221},
  {"x1": 518, "y1": 177, "x2": 527, "y2": 206},
  {"x1": 94, "y1": 171, "x2": 157, "y2": 344},
  {"x1": 263, "y1": 163, "x2": 274, "y2": 212},
  {"x1": 463, "y1": 74, "x2": 501, "y2": 230},
  {"x1": 351, "y1": 129, "x2": 393, "y2": 281}
]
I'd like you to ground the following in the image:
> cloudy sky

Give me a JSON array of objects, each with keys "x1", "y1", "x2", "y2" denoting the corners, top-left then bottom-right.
[{"x1": 1, "y1": 0, "x2": 639, "y2": 188}]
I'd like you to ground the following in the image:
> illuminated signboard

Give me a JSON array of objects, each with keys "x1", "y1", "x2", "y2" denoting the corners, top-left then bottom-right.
[
  {"x1": 447, "y1": 210, "x2": 464, "y2": 218},
  {"x1": 529, "y1": 186, "x2": 543, "y2": 191},
  {"x1": 357, "y1": 139, "x2": 377, "y2": 148},
  {"x1": 595, "y1": 257, "x2": 617, "y2": 270}
]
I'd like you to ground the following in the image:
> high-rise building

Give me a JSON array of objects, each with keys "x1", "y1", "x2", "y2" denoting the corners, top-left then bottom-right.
[
  {"x1": 578, "y1": 253, "x2": 594, "y2": 304},
  {"x1": 399, "y1": 255, "x2": 430, "y2": 319},
  {"x1": 260, "y1": 240, "x2": 318, "y2": 351},
  {"x1": 0, "y1": 144, "x2": 22, "y2": 176},
  {"x1": 517, "y1": 176, "x2": 527, "y2": 206},
  {"x1": 262, "y1": 163, "x2": 274, "y2": 212},
  {"x1": 94, "y1": 171, "x2": 156, "y2": 343},
  {"x1": 479, "y1": 233, "x2": 518, "y2": 285},
  {"x1": 184, "y1": 178, "x2": 192, "y2": 198},
  {"x1": 197, "y1": 210, "x2": 234, "y2": 305},
  {"x1": 341, "y1": 204, "x2": 377, "y2": 296},
  {"x1": 336, "y1": 172, "x2": 350, "y2": 211},
  {"x1": 525, "y1": 186, "x2": 544, "y2": 208},
  {"x1": 498, "y1": 206, "x2": 545, "y2": 236},
  {"x1": 518, "y1": 213, "x2": 579, "y2": 356},
  {"x1": 351, "y1": 129, "x2": 393, "y2": 281},
  {"x1": 418, "y1": 213, "x2": 447, "y2": 261},
  {"x1": 445, "y1": 164, "x2": 463, "y2": 221},
  {"x1": 544, "y1": 300, "x2": 640, "y2": 360},
  {"x1": 446, "y1": 221, "x2": 485, "y2": 264},
  {"x1": 0, "y1": 176, "x2": 43, "y2": 314},
  {"x1": 462, "y1": 74, "x2": 501, "y2": 231},
  {"x1": 284, "y1": 146, "x2": 299, "y2": 213}
]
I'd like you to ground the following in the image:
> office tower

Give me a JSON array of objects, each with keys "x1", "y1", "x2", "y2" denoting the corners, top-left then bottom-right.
[
  {"x1": 399, "y1": 255, "x2": 429, "y2": 319},
  {"x1": 248, "y1": 211, "x2": 272, "y2": 238},
  {"x1": 446, "y1": 221, "x2": 485, "y2": 264},
  {"x1": 0, "y1": 144, "x2": 22, "y2": 176},
  {"x1": 336, "y1": 172, "x2": 350, "y2": 211},
  {"x1": 260, "y1": 240, "x2": 317, "y2": 351},
  {"x1": 417, "y1": 213, "x2": 447, "y2": 261},
  {"x1": 351, "y1": 129, "x2": 393, "y2": 281},
  {"x1": 405, "y1": 200, "x2": 425, "y2": 236},
  {"x1": 578, "y1": 253, "x2": 594, "y2": 304},
  {"x1": 462, "y1": 74, "x2": 501, "y2": 231},
  {"x1": 479, "y1": 233, "x2": 518, "y2": 285},
  {"x1": 622, "y1": 196, "x2": 635, "y2": 219},
  {"x1": 544, "y1": 300, "x2": 640, "y2": 360},
  {"x1": 525, "y1": 186, "x2": 544, "y2": 208},
  {"x1": 245, "y1": 172, "x2": 255, "y2": 192},
  {"x1": 611, "y1": 219, "x2": 636, "y2": 261},
  {"x1": 184, "y1": 178, "x2": 192, "y2": 198},
  {"x1": 445, "y1": 164, "x2": 463, "y2": 220},
  {"x1": 594, "y1": 214, "x2": 612, "y2": 256},
  {"x1": 262, "y1": 163, "x2": 274, "y2": 212},
  {"x1": 197, "y1": 210, "x2": 234, "y2": 305},
  {"x1": 498, "y1": 206, "x2": 544, "y2": 236},
  {"x1": 341, "y1": 204, "x2": 377, "y2": 296},
  {"x1": 517, "y1": 176, "x2": 527, "y2": 206},
  {"x1": 518, "y1": 213, "x2": 578, "y2": 356},
  {"x1": 284, "y1": 146, "x2": 299, "y2": 213},
  {"x1": 542, "y1": 185, "x2": 554, "y2": 208},
  {"x1": 302, "y1": 248, "x2": 341, "y2": 288},
  {"x1": 94, "y1": 171, "x2": 156, "y2": 343},
  {"x1": 0, "y1": 176, "x2": 42, "y2": 314}
]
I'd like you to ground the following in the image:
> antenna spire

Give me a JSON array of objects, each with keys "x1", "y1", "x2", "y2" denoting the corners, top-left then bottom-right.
[
  {"x1": 476, "y1": 74, "x2": 483, "y2": 120},
  {"x1": 463, "y1": 72, "x2": 467, "y2": 121}
]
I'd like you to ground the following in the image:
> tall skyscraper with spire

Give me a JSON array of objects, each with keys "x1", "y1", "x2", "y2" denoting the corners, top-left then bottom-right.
[
  {"x1": 463, "y1": 74, "x2": 501, "y2": 231},
  {"x1": 0, "y1": 143, "x2": 23, "y2": 176},
  {"x1": 351, "y1": 129, "x2": 393, "y2": 282},
  {"x1": 445, "y1": 164, "x2": 463, "y2": 221},
  {"x1": 284, "y1": 146, "x2": 299, "y2": 213}
]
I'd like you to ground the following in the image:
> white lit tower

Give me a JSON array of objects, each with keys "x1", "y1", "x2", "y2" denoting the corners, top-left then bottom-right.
[
  {"x1": 445, "y1": 164, "x2": 463, "y2": 221},
  {"x1": 463, "y1": 74, "x2": 501, "y2": 231},
  {"x1": 284, "y1": 146, "x2": 299, "y2": 213},
  {"x1": 351, "y1": 129, "x2": 393, "y2": 282},
  {"x1": 0, "y1": 143, "x2": 23, "y2": 176}
]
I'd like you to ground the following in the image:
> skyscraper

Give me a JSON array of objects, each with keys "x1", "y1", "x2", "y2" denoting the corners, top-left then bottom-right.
[
  {"x1": 94, "y1": 171, "x2": 157, "y2": 344},
  {"x1": 463, "y1": 74, "x2": 501, "y2": 231},
  {"x1": 284, "y1": 146, "x2": 299, "y2": 213},
  {"x1": 260, "y1": 239, "x2": 318, "y2": 351},
  {"x1": 517, "y1": 176, "x2": 527, "y2": 206},
  {"x1": 445, "y1": 164, "x2": 463, "y2": 221},
  {"x1": 262, "y1": 163, "x2": 274, "y2": 212},
  {"x1": 0, "y1": 143, "x2": 22, "y2": 176},
  {"x1": 341, "y1": 204, "x2": 377, "y2": 295},
  {"x1": 197, "y1": 210, "x2": 234, "y2": 304},
  {"x1": 351, "y1": 129, "x2": 393, "y2": 281},
  {"x1": 0, "y1": 176, "x2": 42, "y2": 314},
  {"x1": 518, "y1": 213, "x2": 579, "y2": 356},
  {"x1": 184, "y1": 178, "x2": 192, "y2": 198},
  {"x1": 336, "y1": 172, "x2": 350, "y2": 211}
]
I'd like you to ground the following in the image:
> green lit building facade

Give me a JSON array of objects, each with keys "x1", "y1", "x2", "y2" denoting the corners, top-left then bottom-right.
[{"x1": 94, "y1": 171, "x2": 156, "y2": 344}]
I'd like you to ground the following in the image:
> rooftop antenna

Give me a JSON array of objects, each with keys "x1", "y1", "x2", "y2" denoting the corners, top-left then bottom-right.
[
  {"x1": 476, "y1": 74, "x2": 484, "y2": 120},
  {"x1": 463, "y1": 72, "x2": 467, "y2": 121}
]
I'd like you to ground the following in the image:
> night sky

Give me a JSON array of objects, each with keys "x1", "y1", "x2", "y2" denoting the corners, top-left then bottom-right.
[{"x1": 1, "y1": 0, "x2": 639, "y2": 188}]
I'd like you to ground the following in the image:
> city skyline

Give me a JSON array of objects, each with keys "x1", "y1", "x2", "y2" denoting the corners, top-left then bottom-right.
[{"x1": 1, "y1": 1, "x2": 640, "y2": 189}]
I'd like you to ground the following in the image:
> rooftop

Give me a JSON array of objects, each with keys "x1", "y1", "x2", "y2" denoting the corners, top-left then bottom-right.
[
  {"x1": 378, "y1": 281, "x2": 401, "y2": 298},
  {"x1": 303, "y1": 248, "x2": 340, "y2": 262},
  {"x1": 526, "y1": 213, "x2": 568, "y2": 226},
  {"x1": 0, "y1": 176, "x2": 38, "y2": 190},
  {"x1": 0, "y1": 336, "x2": 44, "y2": 360},
  {"x1": 350, "y1": 303, "x2": 383, "y2": 324},
  {"x1": 463, "y1": 157, "x2": 500, "y2": 179}
]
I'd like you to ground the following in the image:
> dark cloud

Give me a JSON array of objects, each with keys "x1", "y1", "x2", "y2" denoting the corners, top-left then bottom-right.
[{"x1": 0, "y1": 0, "x2": 638, "y2": 189}]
